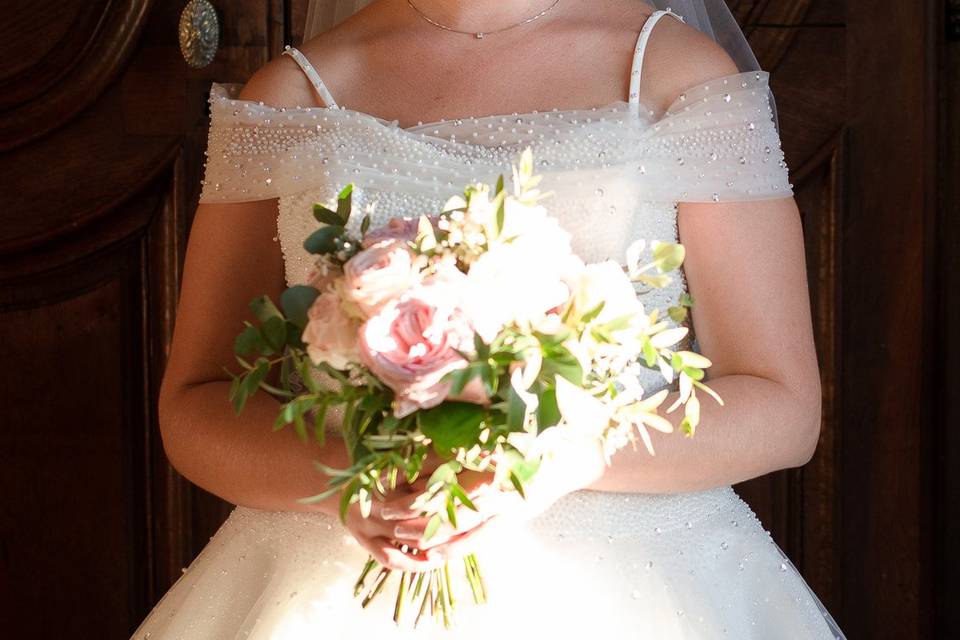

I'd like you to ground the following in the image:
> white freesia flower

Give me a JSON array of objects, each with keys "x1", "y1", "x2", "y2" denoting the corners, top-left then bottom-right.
[{"x1": 581, "y1": 261, "x2": 643, "y2": 315}]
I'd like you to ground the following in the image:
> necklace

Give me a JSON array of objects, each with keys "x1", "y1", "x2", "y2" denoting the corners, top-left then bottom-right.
[{"x1": 406, "y1": 0, "x2": 562, "y2": 39}]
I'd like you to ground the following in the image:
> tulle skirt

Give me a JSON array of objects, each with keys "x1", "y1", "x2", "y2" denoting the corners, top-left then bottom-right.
[{"x1": 132, "y1": 486, "x2": 844, "y2": 639}]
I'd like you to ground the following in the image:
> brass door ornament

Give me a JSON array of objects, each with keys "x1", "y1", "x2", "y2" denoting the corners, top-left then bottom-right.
[{"x1": 179, "y1": 0, "x2": 220, "y2": 68}]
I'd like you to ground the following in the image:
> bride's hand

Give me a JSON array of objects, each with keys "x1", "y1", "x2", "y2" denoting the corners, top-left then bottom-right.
[
  {"x1": 343, "y1": 486, "x2": 444, "y2": 572},
  {"x1": 341, "y1": 452, "x2": 488, "y2": 572},
  {"x1": 384, "y1": 431, "x2": 609, "y2": 563}
]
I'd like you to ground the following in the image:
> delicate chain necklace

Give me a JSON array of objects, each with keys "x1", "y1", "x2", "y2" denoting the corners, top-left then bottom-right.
[{"x1": 406, "y1": 0, "x2": 561, "y2": 39}]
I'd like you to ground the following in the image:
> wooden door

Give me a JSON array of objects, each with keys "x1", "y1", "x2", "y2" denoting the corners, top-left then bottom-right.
[{"x1": 0, "y1": 1, "x2": 947, "y2": 637}]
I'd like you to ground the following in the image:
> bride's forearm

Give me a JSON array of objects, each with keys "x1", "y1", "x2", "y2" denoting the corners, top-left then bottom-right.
[
  {"x1": 158, "y1": 380, "x2": 351, "y2": 515},
  {"x1": 586, "y1": 374, "x2": 821, "y2": 494}
]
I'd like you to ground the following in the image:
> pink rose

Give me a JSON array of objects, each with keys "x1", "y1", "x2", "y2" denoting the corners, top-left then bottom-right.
[
  {"x1": 302, "y1": 292, "x2": 361, "y2": 370},
  {"x1": 357, "y1": 284, "x2": 481, "y2": 417},
  {"x1": 341, "y1": 240, "x2": 422, "y2": 318},
  {"x1": 305, "y1": 261, "x2": 342, "y2": 293},
  {"x1": 361, "y1": 216, "x2": 442, "y2": 248}
]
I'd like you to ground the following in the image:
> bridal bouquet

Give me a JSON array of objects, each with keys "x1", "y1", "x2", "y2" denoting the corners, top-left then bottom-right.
[{"x1": 227, "y1": 150, "x2": 719, "y2": 627}]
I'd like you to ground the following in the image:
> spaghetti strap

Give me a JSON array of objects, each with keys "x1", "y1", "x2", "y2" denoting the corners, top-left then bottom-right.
[
  {"x1": 282, "y1": 45, "x2": 339, "y2": 108},
  {"x1": 628, "y1": 9, "x2": 685, "y2": 107}
]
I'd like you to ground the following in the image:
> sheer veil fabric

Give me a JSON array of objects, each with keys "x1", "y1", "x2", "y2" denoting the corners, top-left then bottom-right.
[{"x1": 302, "y1": 0, "x2": 779, "y2": 127}]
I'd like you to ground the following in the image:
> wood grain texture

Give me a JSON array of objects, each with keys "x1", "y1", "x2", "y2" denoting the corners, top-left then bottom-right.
[
  {"x1": 842, "y1": 0, "x2": 938, "y2": 636},
  {"x1": 938, "y1": 4, "x2": 960, "y2": 634},
  {"x1": 0, "y1": 0, "x2": 154, "y2": 151}
]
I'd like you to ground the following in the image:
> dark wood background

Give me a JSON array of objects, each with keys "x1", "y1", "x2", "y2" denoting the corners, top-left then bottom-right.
[{"x1": 0, "y1": 1, "x2": 955, "y2": 637}]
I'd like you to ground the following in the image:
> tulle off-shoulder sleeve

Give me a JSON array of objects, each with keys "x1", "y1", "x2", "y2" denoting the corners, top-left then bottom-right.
[
  {"x1": 198, "y1": 83, "x2": 344, "y2": 204},
  {"x1": 634, "y1": 71, "x2": 793, "y2": 203}
]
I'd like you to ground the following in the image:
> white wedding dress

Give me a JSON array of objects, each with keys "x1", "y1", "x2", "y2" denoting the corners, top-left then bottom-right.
[{"x1": 134, "y1": 10, "x2": 844, "y2": 639}]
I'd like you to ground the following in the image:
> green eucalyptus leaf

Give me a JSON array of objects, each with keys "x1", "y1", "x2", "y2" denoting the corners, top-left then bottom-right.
[
  {"x1": 508, "y1": 470, "x2": 526, "y2": 498},
  {"x1": 339, "y1": 477, "x2": 359, "y2": 521},
  {"x1": 446, "y1": 494, "x2": 458, "y2": 528},
  {"x1": 249, "y1": 296, "x2": 283, "y2": 324},
  {"x1": 580, "y1": 300, "x2": 606, "y2": 324},
  {"x1": 236, "y1": 358, "x2": 270, "y2": 413},
  {"x1": 668, "y1": 306, "x2": 689, "y2": 323},
  {"x1": 642, "y1": 337, "x2": 658, "y2": 368},
  {"x1": 538, "y1": 348, "x2": 583, "y2": 385},
  {"x1": 336, "y1": 184, "x2": 354, "y2": 224},
  {"x1": 260, "y1": 316, "x2": 287, "y2": 353},
  {"x1": 652, "y1": 242, "x2": 686, "y2": 273},
  {"x1": 304, "y1": 225, "x2": 344, "y2": 255},
  {"x1": 683, "y1": 366, "x2": 705, "y2": 381},
  {"x1": 636, "y1": 273, "x2": 672, "y2": 288},
  {"x1": 511, "y1": 457, "x2": 540, "y2": 484},
  {"x1": 442, "y1": 368, "x2": 475, "y2": 396},
  {"x1": 506, "y1": 384, "x2": 527, "y2": 431},
  {"x1": 234, "y1": 324, "x2": 262, "y2": 356},
  {"x1": 281, "y1": 286, "x2": 320, "y2": 329},
  {"x1": 535, "y1": 386, "x2": 561, "y2": 431},
  {"x1": 473, "y1": 333, "x2": 489, "y2": 360},
  {"x1": 495, "y1": 195, "x2": 506, "y2": 236},
  {"x1": 427, "y1": 460, "x2": 462, "y2": 488},
  {"x1": 418, "y1": 402, "x2": 485, "y2": 456},
  {"x1": 423, "y1": 513, "x2": 443, "y2": 541},
  {"x1": 313, "y1": 204, "x2": 343, "y2": 226}
]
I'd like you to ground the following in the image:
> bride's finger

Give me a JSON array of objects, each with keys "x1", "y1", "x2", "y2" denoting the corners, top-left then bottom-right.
[
  {"x1": 391, "y1": 508, "x2": 489, "y2": 550},
  {"x1": 357, "y1": 535, "x2": 438, "y2": 573},
  {"x1": 371, "y1": 488, "x2": 432, "y2": 522},
  {"x1": 416, "y1": 516, "x2": 499, "y2": 562}
]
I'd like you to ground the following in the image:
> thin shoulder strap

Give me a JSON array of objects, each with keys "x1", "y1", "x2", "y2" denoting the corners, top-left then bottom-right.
[
  {"x1": 282, "y1": 45, "x2": 339, "y2": 108},
  {"x1": 628, "y1": 9, "x2": 685, "y2": 105}
]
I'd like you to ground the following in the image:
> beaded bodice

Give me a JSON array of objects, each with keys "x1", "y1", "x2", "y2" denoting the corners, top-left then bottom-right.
[{"x1": 199, "y1": 69, "x2": 790, "y2": 393}]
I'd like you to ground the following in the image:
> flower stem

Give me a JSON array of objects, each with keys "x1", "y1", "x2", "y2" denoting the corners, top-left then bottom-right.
[
  {"x1": 444, "y1": 562, "x2": 455, "y2": 608},
  {"x1": 393, "y1": 571, "x2": 408, "y2": 624},
  {"x1": 436, "y1": 568, "x2": 451, "y2": 628},
  {"x1": 411, "y1": 571, "x2": 425, "y2": 603},
  {"x1": 361, "y1": 567, "x2": 391, "y2": 608},
  {"x1": 353, "y1": 556, "x2": 377, "y2": 597},
  {"x1": 414, "y1": 574, "x2": 433, "y2": 628}
]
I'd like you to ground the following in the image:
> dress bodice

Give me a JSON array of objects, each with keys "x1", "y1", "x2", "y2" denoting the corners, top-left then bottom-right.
[
  {"x1": 199, "y1": 70, "x2": 790, "y2": 396},
  {"x1": 200, "y1": 69, "x2": 791, "y2": 375}
]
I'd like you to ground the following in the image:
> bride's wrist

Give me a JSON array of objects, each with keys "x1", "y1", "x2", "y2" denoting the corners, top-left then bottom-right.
[{"x1": 529, "y1": 434, "x2": 607, "y2": 507}]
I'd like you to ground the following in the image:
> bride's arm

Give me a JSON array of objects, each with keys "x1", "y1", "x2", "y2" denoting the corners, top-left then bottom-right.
[
  {"x1": 581, "y1": 18, "x2": 821, "y2": 493},
  {"x1": 159, "y1": 61, "x2": 354, "y2": 514},
  {"x1": 161, "y1": 68, "x2": 448, "y2": 571},
  {"x1": 158, "y1": 197, "x2": 355, "y2": 514},
  {"x1": 583, "y1": 195, "x2": 822, "y2": 494},
  {"x1": 404, "y1": 196, "x2": 822, "y2": 555}
]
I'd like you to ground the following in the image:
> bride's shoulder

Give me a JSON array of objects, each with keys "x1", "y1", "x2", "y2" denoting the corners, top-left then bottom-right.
[
  {"x1": 238, "y1": 14, "x2": 371, "y2": 108},
  {"x1": 640, "y1": 12, "x2": 741, "y2": 114}
]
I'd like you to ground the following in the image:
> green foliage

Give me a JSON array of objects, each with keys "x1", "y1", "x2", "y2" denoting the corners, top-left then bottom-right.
[
  {"x1": 418, "y1": 403, "x2": 485, "y2": 456},
  {"x1": 280, "y1": 285, "x2": 320, "y2": 329},
  {"x1": 313, "y1": 204, "x2": 344, "y2": 226},
  {"x1": 304, "y1": 225, "x2": 344, "y2": 255}
]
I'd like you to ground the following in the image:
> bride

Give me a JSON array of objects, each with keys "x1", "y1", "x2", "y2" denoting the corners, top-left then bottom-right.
[{"x1": 136, "y1": 0, "x2": 845, "y2": 637}]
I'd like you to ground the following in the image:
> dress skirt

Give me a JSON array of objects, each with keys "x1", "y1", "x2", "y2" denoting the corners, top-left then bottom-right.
[{"x1": 132, "y1": 486, "x2": 844, "y2": 639}]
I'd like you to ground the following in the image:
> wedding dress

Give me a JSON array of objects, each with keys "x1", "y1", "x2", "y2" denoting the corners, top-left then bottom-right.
[{"x1": 133, "y1": 10, "x2": 844, "y2": 639}]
